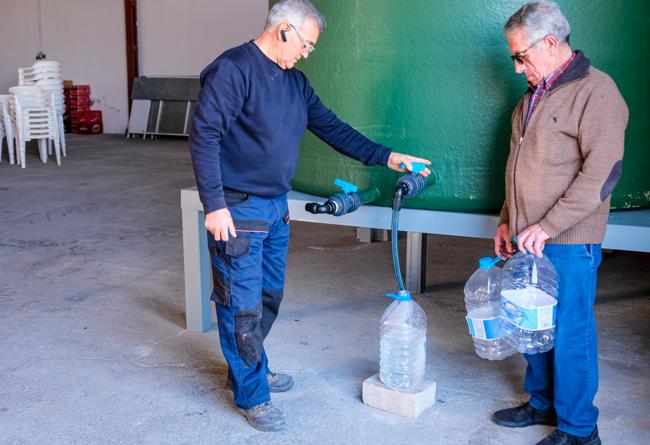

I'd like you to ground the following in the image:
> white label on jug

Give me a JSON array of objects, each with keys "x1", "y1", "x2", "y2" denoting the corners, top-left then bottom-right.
[
  {"x1": 466, "y1": 315, "x2": 502, "y2": 340},
  {"x1": 500, "y1": 288, "x2": 557, "y2": 331},
  {"x1": 537, "y1": 305, "x2": 554, "y2": 330}
]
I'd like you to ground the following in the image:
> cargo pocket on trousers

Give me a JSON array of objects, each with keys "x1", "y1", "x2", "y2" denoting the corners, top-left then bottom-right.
[
  {"x1": 210, "y1": 270, "x2": 229, "y2": 306},
  {"x1": 210, "y1": 237, "x2": 252, "y2": 307},
  {"x1": 225, "y1": 236, "x2": 250, "y2": 257},
  {"x1": 235, "y1": 306, "x2": 263, "y2": 366},
  {"x1": 211, "y1": 220, "x2": 267, "y2": 307}
]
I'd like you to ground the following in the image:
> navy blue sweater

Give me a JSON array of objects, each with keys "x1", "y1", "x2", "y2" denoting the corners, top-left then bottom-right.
[{"x1": 189, "y1": 42, "x2": 391, "y2": 213}]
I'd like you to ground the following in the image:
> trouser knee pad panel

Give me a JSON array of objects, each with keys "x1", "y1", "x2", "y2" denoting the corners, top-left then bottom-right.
[
  {"x1": 235, "y1": 307, "x2": 263, "y2": 366},
  {"x1": 262, "y1": 290, "x2": 283, "y2": 315}
]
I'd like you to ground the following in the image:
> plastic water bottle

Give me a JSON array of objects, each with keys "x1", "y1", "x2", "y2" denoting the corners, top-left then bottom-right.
[
  {"x1": 500, "y1": 251, "x2": 558, "y2": 354},
  {"x1": 464, "y1": 257, "x2": 516, "y2": 360},
  {"x1": 379, "y1": 291, "x2": 427, "y2": 391}
]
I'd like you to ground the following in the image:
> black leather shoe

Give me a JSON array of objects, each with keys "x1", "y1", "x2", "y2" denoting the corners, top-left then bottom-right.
[
  {"x1": 536, "y1": 426, "x2": 601, "y2": 445},
  {"x1": 492, "y1": 402, "x2": 557, "y2": 428}
]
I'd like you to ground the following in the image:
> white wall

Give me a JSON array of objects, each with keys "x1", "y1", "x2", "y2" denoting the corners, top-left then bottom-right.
[
  {"x1": 0, "y1": 0, "x2": 269, "y2": 133},
  {"x1": 0, "y1": 0, "x2": 42, "y2": 91},
  {"x1": 0, "y1": 0, "x2": 128, "y2": 134},
  {"x1": 137, "y1": 0, "x2": 268, "y2": 76}
]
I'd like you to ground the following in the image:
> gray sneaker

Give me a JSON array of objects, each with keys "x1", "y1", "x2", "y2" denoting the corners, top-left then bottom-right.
[
  {"x1": 238, "y1": 401, "x2": 286, "y2": 432},
  {"x1": 268, "y1": 372, "x2": 294, "y2": 393}
]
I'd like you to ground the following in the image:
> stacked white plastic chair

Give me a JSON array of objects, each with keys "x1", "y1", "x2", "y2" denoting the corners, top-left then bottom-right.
[
  {"x1": 0, "y1": 102, "x2": 4, "y2": 161},
  {"x1": 18, "y1": 60, "x2": 66, "y2": 157},
  {"x1": 0, "y1": 95, "x2": 15, "y2": 164},
  {"x1": 8, "y1": 85, "x2": 61, "y2": 168}
]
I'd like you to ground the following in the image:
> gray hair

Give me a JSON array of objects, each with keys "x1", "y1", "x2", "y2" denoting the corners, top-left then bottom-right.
[
  {"x1": 504, "y1": 1, "x2": 571, "y2": 46},
  {"x1": 265, "y1": 0, "x2": 326, "y2": 32}
]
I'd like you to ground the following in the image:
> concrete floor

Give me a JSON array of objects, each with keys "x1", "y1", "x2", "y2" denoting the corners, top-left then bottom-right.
[{"x1": 1, "y1": 135, "x2": 648, "y2": 445}]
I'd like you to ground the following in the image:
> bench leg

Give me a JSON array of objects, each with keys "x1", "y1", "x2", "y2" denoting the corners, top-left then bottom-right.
[
  {"x1": 357, "y1": 228, "x2": 389, "y2": 243},
  {"x1": 406, "y1": 232, "x2": 427, "y2": 294},
  {"x1": 182, "y1": 209, "x2": 213, "y2": 332}
]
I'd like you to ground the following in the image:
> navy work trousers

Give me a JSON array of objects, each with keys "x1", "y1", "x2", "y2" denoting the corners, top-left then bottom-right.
[
  {"x1": 208, "y1": 192, "x2": 290, "y2": 409},
  {"x1": 524, "y1": 243, "x2": 602, "y2": 436}
]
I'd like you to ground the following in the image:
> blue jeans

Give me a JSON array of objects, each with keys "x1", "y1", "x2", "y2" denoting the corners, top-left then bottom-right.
[
  {"x1": 207, "y1": 192, "x2": 290, "y2": 409},
  {"x1": 524, "y1": 243, "x2": 602, "y2": 436}
]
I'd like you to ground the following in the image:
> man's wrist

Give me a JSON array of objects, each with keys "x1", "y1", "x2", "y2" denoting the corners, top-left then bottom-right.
[
  {"x1": 203, "y1": 196, "x2": 227, "y2": 214},
  {"x1": 538, "y1": 219, "x2": 558, "y2": 239}
]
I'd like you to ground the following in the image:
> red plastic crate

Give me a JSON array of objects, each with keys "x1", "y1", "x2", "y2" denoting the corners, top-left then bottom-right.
[
  {"x1": 70, "y1": 110, "x2": 103, "y2": 134},
  {"x1": 66, "y1": 95, "x2": 91, "y2": 103},
  {"x1": 73, "y1": 110, "x2": 101, "y2": 119},
  {"x1": 66, "y1": 97, "x2": 91, "y2": 104},
  {"x1": 67, "y1": 104, "x2": 91, "y2": 113},
  {"x1": 65, "y1": 93, "x2": 90, "y2": 102},
  {"x1": 67, "y1": 85, "x2": 90, "y2": 94}
]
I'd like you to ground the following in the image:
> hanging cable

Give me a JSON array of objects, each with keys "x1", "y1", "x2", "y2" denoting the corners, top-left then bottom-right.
[
  {"x1": 36, "y1": 0, "x2": 46, "y2": 58},
  {"x1": 390, "y1": 172, "x2": 433, "y2": 293},
  {"x1": 391, "y1": 206, "x2": 405, "y2": 292}
]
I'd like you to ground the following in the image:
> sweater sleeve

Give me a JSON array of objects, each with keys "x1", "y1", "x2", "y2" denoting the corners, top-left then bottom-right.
[
  {"x1": 303, "y1": 75, "x2": 391, "y2": 166},
  {"x1": 539, "y1": 78, "x2": 628, "y2": 238},
  {"x1": 189, "y1": 59, "x2": 246, "y2": 213}
]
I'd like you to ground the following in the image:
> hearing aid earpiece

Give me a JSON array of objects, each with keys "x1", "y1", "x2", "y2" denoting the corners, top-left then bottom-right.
[{"x1": 280, "y1": 29, "x2": 287, "y2": 42}]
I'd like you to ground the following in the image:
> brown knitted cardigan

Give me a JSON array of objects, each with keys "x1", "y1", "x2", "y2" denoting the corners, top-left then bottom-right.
[{"x1": 499, "y1": 51, "x2": 628, "y2": 244}]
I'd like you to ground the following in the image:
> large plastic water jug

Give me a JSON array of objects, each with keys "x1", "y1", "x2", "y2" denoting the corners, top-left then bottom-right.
[
  {"x1": 500, "y1": 251, "x2": 558, "y2": 354},
  {"x1": 379, "y1": 291, "x2": 427, "y2": 390},
  {"x1": 464, "y1": 257, "x2": 516, "y2": 360}
]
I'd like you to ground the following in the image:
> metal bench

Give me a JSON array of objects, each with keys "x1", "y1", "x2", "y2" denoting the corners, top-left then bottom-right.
[{"x1": 181, "y1": 187, "x2": 650, "y2": 332}]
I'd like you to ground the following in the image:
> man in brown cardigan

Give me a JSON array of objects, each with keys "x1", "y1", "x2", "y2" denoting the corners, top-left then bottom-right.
[{"x1": 492, "y1": 2, "x2": 628, "y2": 445}]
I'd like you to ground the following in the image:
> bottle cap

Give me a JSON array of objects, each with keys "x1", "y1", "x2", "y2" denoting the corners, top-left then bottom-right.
[
  {"x1": 386, "y1": 290, "x2": 412, "y2": 301},
  {"x1": 479, "y1": 257, "x2": 500, "y2": 269}
]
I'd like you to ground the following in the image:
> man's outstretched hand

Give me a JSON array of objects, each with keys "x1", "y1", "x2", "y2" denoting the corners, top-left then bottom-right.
[{"x1": 387, "y1": 152, "x2": 432, "y2": 176}]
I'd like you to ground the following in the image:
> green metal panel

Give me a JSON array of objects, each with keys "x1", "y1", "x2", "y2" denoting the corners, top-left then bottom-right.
[{"x1": 271, "y1": 0, "x2": 650, "y2": 211}]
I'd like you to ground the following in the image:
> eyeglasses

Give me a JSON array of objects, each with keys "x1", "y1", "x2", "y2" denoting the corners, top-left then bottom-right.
[
  {"x1": 290, "y1": 24, "x2": 315, "y2": 54},
  {"x1": 510, "y1": 37, "x2": 545, "y2": 64}
]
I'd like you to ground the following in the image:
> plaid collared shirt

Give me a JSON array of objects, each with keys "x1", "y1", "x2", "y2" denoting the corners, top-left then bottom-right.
[{"x1": 524, "y1": 52, "x2": 576, "y2": 129}]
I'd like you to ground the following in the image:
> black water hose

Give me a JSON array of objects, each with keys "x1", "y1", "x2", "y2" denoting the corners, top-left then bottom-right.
[
  {"x1": 391, "y1": 205, "x2": 405, "y2": 292},
  {"x1": 390, "y1": 173, "x2": 430, "y2": 290},
  {"x1": 304, "y1": 202, "x2": 335, "y2": 214}
]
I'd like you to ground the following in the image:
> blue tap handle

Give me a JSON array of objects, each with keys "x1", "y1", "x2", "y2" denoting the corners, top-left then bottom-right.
[
  {"x1": 334, "y1": 178, "x2": 358, "y2": 193},
  {"x1": 399, "y1": 162, "x2": 426, "y2": 173}
]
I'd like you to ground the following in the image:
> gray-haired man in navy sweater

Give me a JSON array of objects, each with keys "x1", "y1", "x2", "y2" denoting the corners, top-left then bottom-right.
[{"x1": 189, "y1": 0, "x2": 430, "y2": 432}]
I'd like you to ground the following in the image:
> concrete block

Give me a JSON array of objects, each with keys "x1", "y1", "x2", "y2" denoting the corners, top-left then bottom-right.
[{"x1": 362, "y1": 373, "x2": 436, "y2": 419}]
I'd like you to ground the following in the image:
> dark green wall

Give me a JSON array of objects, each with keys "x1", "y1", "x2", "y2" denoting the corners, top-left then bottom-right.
[{"x1": 275, "y1": 0, "x2": 650, "y2": 211}]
